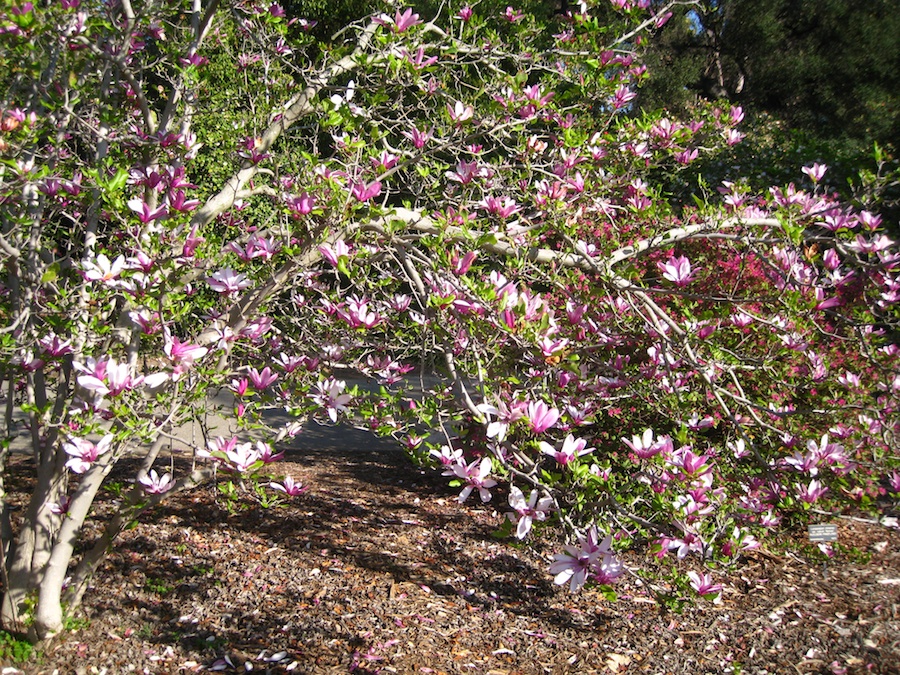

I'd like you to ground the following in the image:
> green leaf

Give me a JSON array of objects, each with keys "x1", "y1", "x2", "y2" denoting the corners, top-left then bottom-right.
[
  {"x1": 40, "y1": 263, "x2": 60, "y2": 284},
  {"x1": 598, "y1": 585, "x2": 617, "y2": 602},
  {"x1": 107, "y1": 168, "x2": 129, "y2": 193}
]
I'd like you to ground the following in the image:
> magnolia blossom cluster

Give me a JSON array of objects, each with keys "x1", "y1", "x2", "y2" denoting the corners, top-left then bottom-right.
[{"x1": 549, "y1": 527, "x2": 624, "y2": 592}]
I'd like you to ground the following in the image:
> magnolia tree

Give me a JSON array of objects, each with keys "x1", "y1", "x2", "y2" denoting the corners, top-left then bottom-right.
[{"x1": 1, "y1": 0, "x2": 898, "y2": 640}]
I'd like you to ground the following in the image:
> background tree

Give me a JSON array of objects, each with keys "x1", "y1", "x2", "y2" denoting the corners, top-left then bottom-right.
[{"x1": 640, "y1": 0, "x2": 900, "y2": 147}]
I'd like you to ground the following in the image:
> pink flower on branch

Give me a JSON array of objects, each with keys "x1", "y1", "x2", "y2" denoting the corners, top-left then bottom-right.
[
  {"x1": 318, "y1": 239, "x2": 351, "y2": 267},
  {"x1": 446, "y1": 456, "x2": 497, "y2": 503},
  {"x1": 247, "y1": 366, "x2": 278, "y2": 391},
  {"x1": 138, "y1": 469, "x2": 174, "y2": 495},
  {"x1": 657, "y1": 255, "x2": 695, "y2": 286},
  {"x1": 167, "y1": 189, "x2": 200, "y2": 213},
  {"x1": 478, "y1": 196, "x2": 521, "y2": 219},
  {"x1": 549, "y1": 527, "x2": 622, "y2": 593},
  {"x1": 269, "y1": 475, "x2": 307, "y2": 496},
  {"x1": 64, "y1": 434, "x2": 114, "y2": 474},
  {"x1": 207, "y1": 268, "x2": 252, "y2": 295},
  {"x1": 622, "y1": 429, "x2": 671, "y2": 460},
  {"x1": 350, "y1": 181, "x2": 382, "y2": 203},
  {"x1": 503, "y1": 6, "x2": 524, "y2": 22},
  {"x1": 76, "y1": 357, "x2": 135, "y2": 397},
  {"x1": 126, "y1": 198, "x2": 168, "y2": 224},
  {"x1": 797, "y1": 479, "x2": 828, "y2": 504},
  {"x1": 610, "y1": 86, "x2": 636, "y2": 110},
  {"x1": 390, "y1": 8, "x2": 422, "y2": 32},
  {"x1": 447, "y1": 100, "x2": 474, "y2": 124},
  {"x1": 526, "y1": 400, "x2": 559, "y2": 434},
  {"x1": 540, "y1": 434, "x2": 593, "y2": 466},
  {"x1": 430, "y1": 444, "x2": 463, "y2": 466},
  {"x1": 311, "y1": 378, "x2": 352, "y2": 422},
  {"x1": 81, "y1": 254, "x2": 126, "y2": 284},
  {"x1": 403, "y1": 126, "x2": 432, "y2": 149},
  {"x1": 687, "y1": 571, "x2": 723, "y2": 598},
  {"x1": 224, "y1": 441, "x2": 263, "y2": 473},
  {"x1": 507, "y1": 487, "x2": 553, "y2": 539},
  {"x1": 161, "y1": 329, "x2": 208, "y2": 380},
  {"x1": 801, "y1": 163, "x2": 827, "y2": 183}
]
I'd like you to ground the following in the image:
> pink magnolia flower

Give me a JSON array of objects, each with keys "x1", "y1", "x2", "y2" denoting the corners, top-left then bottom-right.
[
  {"x1": 888, "y1": 471, "x2": 900, "y2": 494},
  {"x1": 350, "y1": 181, "x2": 382, "y2": 202},
  {"x1": 405, "y1": 46, "x2": 437, "y2": 70},
  {"x1": 448, "y1": 456, "x2": 497, "y2": 503},
  {"x1": 724, "y1": 129, "x2": 745, "y2": 145},
  {"x1": 269, "y1": 475, "x2": 307, "y2": 496},
  {"x1": 256, "y1": 441, "x2": 284, "y2": 463},
  {"x1": 230, "y1": 378, "x2": 249, "y2": 396},
  {"x1": 49, "y1": 495, "x2": 70, "y2": 516},
  {"x1": 847, "y1": 233, "x2": 894, "y2": 254},
  {"x1": 64, "y1": 434, "x2": 114, "y2": 474},
  {"x1": 431, "y1": 444, "x2": 463, "y2": 466},
  {"x1": 687, "y1": 571, "x2": 723, "y2": 598},
  {"x1": 247, "y1": 366, "x2": 278, "y2": 390},
  {"x1": 311, "y1": 378, "x2": 352, "y2": 422},
  {"x1": 610, "y1": 86, "x2": 636, "y2": 110},
  {"x1": 163, "y1": 330, "x2": 208, "y2": 376},
  {"x1": 126, "y1": 198, "x2": 168, "y2": 224},
  {"x1": 390, "y1": 294, "x2": 411, "y2": 312},
  {"x1": 167, "y1": 189, "x2": 200, "y2": 213},
  {"x1": 657, "y1": 255, "x2": 695, "y2": 286},
  {"x1": 506, "y1": 487, "x2": 553, "y2": 539},
  {"x1": 126, "y1": 249, "x2": 154, "y2": 273},
  {"x1": 457, "y1": 5, "x2": 473, "y2": 21},
  {"x1": 478, "y1": 196, "x2": 521, "y2": 218},
  {"x1": 730, "y1": 310, "x2": 754, "y2": 327},
  {"x1": 503, "y1": 6, "x2": 523, "y2": 21},
  {"x1": 802, "y1": 163, "x2": 828, "y2": 183},
  {"x1": 318, "y1": 239, "x2": 351, "y2": 267},
  {"x1": 403, "y1": 126, "x2": 432, "y2": 149},
  {"x1": 539, "y1": 335, "x2": 569, "y2": 358},
  {"x1": 371, "y1": 150, "x2": 398, "y2": 171},
  {"x1": 82, "y1": 254, "x2": 126, "y2": 284},
  {"x1": 452, "y1": 250, "x2": 477, "y2": 276},
  {"x1": 446, "y1": 160, "x2": 484, "y2": 184},
  {"x1": 669, "y1": 447, "x2": 710, "y2": 477},
  {"x1": 391, "y1": 8, "x2": 422, "y2": 32},
  {"x1": 447, "y1": 100, "x2": 474, "y2": 124},
  {"x1": 340, "y1": 295, "x2": 381, "y2": 329},
  {"x1": 664, "y1": 529, "x2": 705, "y2": 560},
  {"x1": 622, "y1": 429, "x2": 671, "y2": 459},
  {"x1": 38, "y1": 333, "x2": 73, "y2": 357},
  {"x1": 181, "y1": 224, "x2": 205, "y2": 257},
  {"x1": 526, "y1": 400, "x2": 559, "y2": 434},
  {"x1": 138, "y1": 469, "x2": 174, "y2": 495},
  {"x1": 797, "y1": 479, "x2": 828, "y2": 504},
  {"x1": 241, "y1": 234, "x2": 280, "y2": 261},
  {"x1": 77, "y1": 357, "x2": 134, "y2": 397},
  {"x1": 207, "y1": 268, "x2": 252, "y2": 295},
  {"x1": 539, "y1": 434, "x2": 593, "y2": 465},
  {"x1": 549, "y1": 527, "x2": 622, "y2": 592},
  {"x1": 224, "y1": 441, "x2": 262, "y2": 473}
]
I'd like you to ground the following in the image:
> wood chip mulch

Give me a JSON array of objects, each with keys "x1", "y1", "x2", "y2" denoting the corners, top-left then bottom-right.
[{"x1": 4, "y1": 424, "x2": 900, "y2": 674}]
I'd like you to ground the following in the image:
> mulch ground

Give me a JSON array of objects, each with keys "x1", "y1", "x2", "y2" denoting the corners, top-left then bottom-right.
[{"x1": 3, "y1": 424, "x2": 900, "y2": 674}]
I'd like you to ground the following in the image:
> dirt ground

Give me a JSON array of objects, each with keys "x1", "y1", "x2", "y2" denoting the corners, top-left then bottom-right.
[{"x1": 3, "y1": 424, "x2": 900, "y2": 674}]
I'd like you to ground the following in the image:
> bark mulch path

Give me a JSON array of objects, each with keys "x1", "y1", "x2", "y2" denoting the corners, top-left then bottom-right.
[{"x1": 4, "y1": 425, "x2": 900, "y2": 674}]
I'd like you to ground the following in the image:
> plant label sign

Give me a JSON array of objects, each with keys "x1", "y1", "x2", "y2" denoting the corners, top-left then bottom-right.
[{"x1": 808, "y1": 524, "x2": 838, "y2": 542}]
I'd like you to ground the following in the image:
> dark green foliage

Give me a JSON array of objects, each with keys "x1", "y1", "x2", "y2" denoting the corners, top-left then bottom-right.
[{"x1": 638, "y1": 0, "x2": 900, "y2": 148}]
